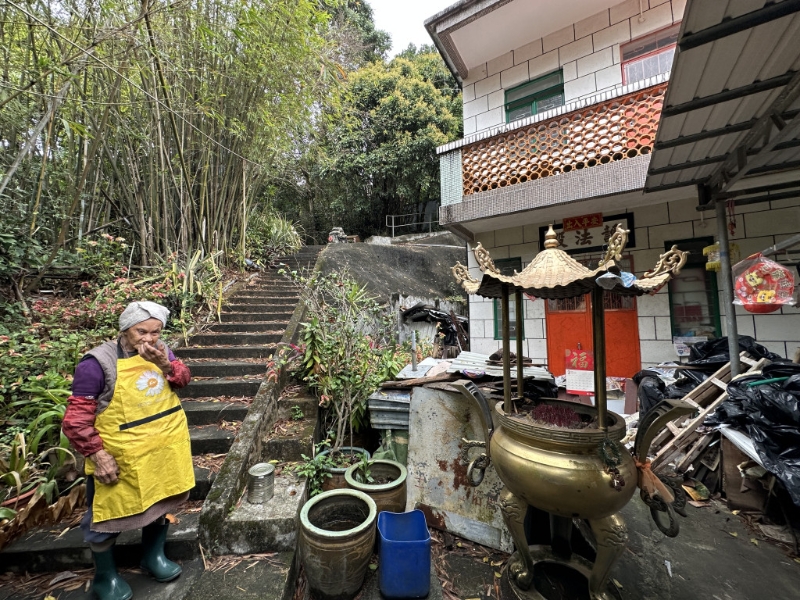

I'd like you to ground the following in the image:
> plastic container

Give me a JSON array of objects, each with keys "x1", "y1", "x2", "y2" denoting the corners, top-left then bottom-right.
[{"x1": 377, "y1": 510, "x2": 431, "y2": 599}]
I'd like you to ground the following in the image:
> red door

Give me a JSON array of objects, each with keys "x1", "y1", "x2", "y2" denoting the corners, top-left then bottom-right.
[{"x1": 545, "y1": 257, "x2": 641, "y2": 378}]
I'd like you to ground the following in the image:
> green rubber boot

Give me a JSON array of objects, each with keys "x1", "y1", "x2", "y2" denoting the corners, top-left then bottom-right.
[
  {"x1": 140, "y1": 520, "x2": 182, "y2": 582},
  {"x1": 92, "y1": 548, "x2": 133, "y2": 600}
]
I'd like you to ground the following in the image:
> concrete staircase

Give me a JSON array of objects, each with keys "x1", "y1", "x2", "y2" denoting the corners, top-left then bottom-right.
[{"x1": 0, "y1": 247, "x2": 324, "y2": 599}]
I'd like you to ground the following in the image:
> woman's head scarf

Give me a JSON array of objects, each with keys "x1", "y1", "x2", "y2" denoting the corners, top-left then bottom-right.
[{"x1": 119, "y1": 301, "x2": 170, "y2": 331}]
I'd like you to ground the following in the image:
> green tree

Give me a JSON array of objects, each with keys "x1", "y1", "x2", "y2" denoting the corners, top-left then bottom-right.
[
  {"x1": 0, "y1": 0, "x2": 336, "y2": 291},
  {"x1": 273, "y1": 46, "x2": 462, "y2": 241}
]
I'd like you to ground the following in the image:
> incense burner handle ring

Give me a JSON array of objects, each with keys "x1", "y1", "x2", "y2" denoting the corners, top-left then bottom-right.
[{"x1": 461, "y1": 438, "x2": 490, "y2": 487}]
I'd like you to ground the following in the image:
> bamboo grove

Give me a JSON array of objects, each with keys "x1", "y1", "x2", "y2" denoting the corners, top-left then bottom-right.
[{"x1": 0, "y1": 0, "x2": 336, "y2": 289}]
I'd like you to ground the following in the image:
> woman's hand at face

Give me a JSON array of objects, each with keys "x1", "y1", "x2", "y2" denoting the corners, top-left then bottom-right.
[
  {"x1": 90, "y1": 449, "x2": 120, "y2": 484},
  {"x1": 139, "y1": 341, "x2": 172, "y2": 374}
]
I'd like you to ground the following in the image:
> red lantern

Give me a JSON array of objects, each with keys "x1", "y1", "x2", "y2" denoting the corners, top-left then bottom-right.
[{"x1": 733, "y1": 254, "x2": 795, "y2": 314}]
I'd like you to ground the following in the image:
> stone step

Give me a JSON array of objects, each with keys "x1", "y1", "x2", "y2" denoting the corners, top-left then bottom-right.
[
  {"x1": 0, "y1": 512, "x2": 201, "y2": 573},
  {"x1": 189, "y1": 332, "x2": 283, "y2": 346},
  {"x1": 225, "y1": 300, "x2": 297, "y2": 311},
  {"x1": 212, "y1": 472, "x2": 307, "y2": 554},
  {"x1": 183, "y1": 400, "x2": 251, "y2": 425},
  {"x1": 226, "y1": 295, "x2": 298, "y2": 305},
  {"x1": 190, "y1": 466, "x2": 216, "y2": 501},
  {"x1": 175, "y1": 345, "x2": 276, "y2": 359},
  {"x1": 189, "y1": 425, "x2": 237, "y2": 455},
  {"x1": 263, "y1": 417, "x2": 315, "y2": 463},
  {"x1": 219, "y1": 311, "x2": 293, "y2": 322},
  {"x1": 178, "y1": 550, "x2": 296, "y2": 600},
  {"x1": 276, "y1": 395, "x2": 318, "y2": 422},
  {"x1": 0, "y1": 558, "x2": 207, "y2": 600},
  {"x1": 184, "y1": 360, "x2": 265, "y2": 378},
  {"x1": 208, "y1": 322, "x2": 287, "y2": 333},
  {"x1": 231, "y1": 290, "x2": 299, "y2": 298},
  {"x1": 178, "y1": 378, "x2": 262, "y2": 399}
]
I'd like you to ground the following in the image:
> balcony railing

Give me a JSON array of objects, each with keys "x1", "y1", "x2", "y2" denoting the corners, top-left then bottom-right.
[{"x1": 460, "y1": 83, "x2": 667, "y2": 196}]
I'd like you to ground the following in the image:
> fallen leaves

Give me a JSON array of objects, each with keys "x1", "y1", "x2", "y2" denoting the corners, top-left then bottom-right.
[
  {"x1": 193, "y1": 453, "x2": 227, "y2": 474},
  {"x1": 204, "y1": 552, "x2": 279, "y2": 575},
  {"x1": 429, "y1": 528, "x2": 509, "y2": 600}
]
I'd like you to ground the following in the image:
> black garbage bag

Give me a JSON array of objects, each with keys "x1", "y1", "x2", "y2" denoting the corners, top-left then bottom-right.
[
  {"x1": 708, "y1": 374, "x2": 800, "y2": 506},
  {"x1": 632, "y1": 371, "x2": 666, "y2": 415},
  {"x1": 524, "y1": 378, "x2": 559, "y2": 401},
  {"x1": 688, "y1": 335, "x2": 784, "y2": 371},
  {"x1": 677, "y1": 368, "x2": 708, "y2": 387},
  {"x1": 665, "y1": 378, "x2": 697, "y2": 399}
]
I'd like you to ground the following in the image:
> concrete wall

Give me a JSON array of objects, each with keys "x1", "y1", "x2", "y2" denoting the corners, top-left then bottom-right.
[
  {"x1": 466, "y1": 196, "x2": 800, "y2": 369},
  {"x1": 461, "y1": 0, "x2": 684, "y2": 137}
]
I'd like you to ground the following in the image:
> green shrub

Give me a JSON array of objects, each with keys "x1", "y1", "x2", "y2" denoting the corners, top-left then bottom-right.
[{"x1": 246, "y1": 209, "x2": 303, "y2": 266}]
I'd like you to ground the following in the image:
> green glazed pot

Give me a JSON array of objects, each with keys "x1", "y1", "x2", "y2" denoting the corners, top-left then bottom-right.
[{"x1": 299, "y1": 489, "x2": 377, "y2": 600}]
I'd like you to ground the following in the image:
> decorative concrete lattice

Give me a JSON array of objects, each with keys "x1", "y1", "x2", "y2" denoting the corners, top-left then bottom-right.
[{"x1": 461, "y1": 83, "x2": 667, "y2": 196}]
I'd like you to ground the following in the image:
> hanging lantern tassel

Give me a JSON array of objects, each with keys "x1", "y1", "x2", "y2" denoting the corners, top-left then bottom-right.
[{"x1": 727, "y1": 198, "x2": 737, "y2": 237}]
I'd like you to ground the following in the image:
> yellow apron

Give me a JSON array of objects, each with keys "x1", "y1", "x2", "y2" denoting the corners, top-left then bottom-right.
[{"x1": 86, "y1": 354, "x2": 194, "y2": 523}]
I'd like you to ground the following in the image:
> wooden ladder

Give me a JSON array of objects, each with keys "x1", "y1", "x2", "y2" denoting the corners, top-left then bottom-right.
[{"x1": 650, "y1": 352, "x2": 769, "y2": 472}]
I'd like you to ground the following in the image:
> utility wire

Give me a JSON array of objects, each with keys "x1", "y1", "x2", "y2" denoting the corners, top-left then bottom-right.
[{"x1": 6, "y1": 0, "x2": 263, "y2": 167}]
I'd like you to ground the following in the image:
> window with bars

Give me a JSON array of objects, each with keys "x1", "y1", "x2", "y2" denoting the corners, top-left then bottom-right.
[
  {"x1": 666, "y1": 238, "x2": 722, "y2": 339},
  {"x1": 621, "y1": 23, "x2": 680, "y2": 85},
  {"x1": 505, "y1": 70, "x2": 564, "y2": 123},
  {"x1": 493, "y1": 257, "x2": 525, "y2": 340}
]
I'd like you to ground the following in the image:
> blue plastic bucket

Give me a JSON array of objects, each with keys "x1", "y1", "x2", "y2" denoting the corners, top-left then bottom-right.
[{"x1": 377, "y1": 510, "x2": 431, "y2": 598}]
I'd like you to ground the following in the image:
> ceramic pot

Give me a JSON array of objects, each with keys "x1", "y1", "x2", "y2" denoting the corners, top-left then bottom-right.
[
  {"x1": 299, "y1": 489, "x2": 377, "y2": 600},
  {"x1": 318, "y1": 447, "x2": 370, "y2": 492},
  {"x1": 344, "y1": 459, "x2": 407, "y2": 514}
]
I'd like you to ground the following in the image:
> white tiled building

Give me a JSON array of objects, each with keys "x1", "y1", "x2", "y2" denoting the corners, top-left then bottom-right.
[{"x1": 426, "y1": 0, "x2": 800, "y2": 375}]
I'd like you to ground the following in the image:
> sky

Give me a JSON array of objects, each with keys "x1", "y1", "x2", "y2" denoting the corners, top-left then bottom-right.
[{"x1": 369, "y1": 0, "x2": 455, "y2": 56}]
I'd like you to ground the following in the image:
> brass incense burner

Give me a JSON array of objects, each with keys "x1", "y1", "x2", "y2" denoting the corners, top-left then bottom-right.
[{"x1": 451, "y1": 225, "x2": 692, "y2": 600}]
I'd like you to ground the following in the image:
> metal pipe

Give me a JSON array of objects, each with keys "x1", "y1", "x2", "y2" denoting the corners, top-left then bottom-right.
[
  {"x1": 591, "y1": 286, "x2": 608, "y2": 433},
  {"x1": 501, "y1": 284, "x2": 511, "y2": 413},
  {"x1": 716, "y1": 199, "x2": 740, "y2": 376},
  {"x1": 411, "y1": 329, "x2": 417, "y2": 371},
  {"x1": 515, "y1": 289, "x2": 524, "y2": 401}
]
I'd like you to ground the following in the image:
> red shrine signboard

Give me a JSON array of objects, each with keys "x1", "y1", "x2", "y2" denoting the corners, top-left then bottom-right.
[{"x1": 562, "y1": 213, "x2": 603, "y2": 232}]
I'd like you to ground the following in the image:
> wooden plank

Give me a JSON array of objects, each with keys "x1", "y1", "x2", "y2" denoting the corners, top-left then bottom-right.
[
  {"x1": 651, "y1": 354, "x2": 770, "y2": 470},
  {"x1": 710, "y1": 377, "x2": 727, "y2": 390},
  {"x1": 676, "y1": 434, "x2": 714, "y2": 472},
  {"x1": 381, "y1": 372, "x2": 458, "y2": 389}
]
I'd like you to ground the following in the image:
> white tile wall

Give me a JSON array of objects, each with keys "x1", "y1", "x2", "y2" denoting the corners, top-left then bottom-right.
[
  {"x1": 575, "y1": 11, "x2": 611, "y2": 39},
  {"x1": 559, "y1": 36, "x2": 594, "y2": 65},
  {"x1": 515, "y1": 39, "x2": 543, "y2": 64},
  {"x1": 460, "y1": 0, "x2": 798, "y2": 370},
  {"x1": 488, "y1": 52, "x2": 514, "y2": 77},
  {"x1": 596, "y1": 64, "x2": 624, "y2": 90},
  {"x1": 461, "y1": 0, "x2": 684, "y2": 138},
  {"x1": 501, "y1": 62, "x2": 530, "y2": 89},
  {"x1": 468, "y1": 193, "x2": 800, "y2": 370},
  {"x1": 577, "y1": 47, "x2": 614, "y2": 78},
  {"x1": 543, "y1": 25, "x2": 575, "y2": 53},
  {"x1": 630, "y1": 2, "x2": 674, "y2": 38},
  {"x1": 529, "y1": 51, "x2": 560, "y2": 80}
]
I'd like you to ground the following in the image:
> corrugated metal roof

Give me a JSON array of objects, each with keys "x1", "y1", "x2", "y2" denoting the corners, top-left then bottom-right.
[{"x1": 646, "y1": 0, "x2": 800, "y2": 203}]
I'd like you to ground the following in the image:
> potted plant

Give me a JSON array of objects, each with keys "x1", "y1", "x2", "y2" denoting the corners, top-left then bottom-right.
[
  {"x1": 345, "y1": 456, "x2": 407, "y2": 514},
  {"x1": 294, "y1": 442, "x2": 370, "y2": 497},
  {"x1": 285, "y1": 268, "x2": 400, "y2": 487}
]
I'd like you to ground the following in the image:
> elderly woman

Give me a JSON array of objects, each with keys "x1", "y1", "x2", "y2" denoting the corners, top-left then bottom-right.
[{"x1": 63, "y1": 301, "x2": 194, "y2": 600}]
